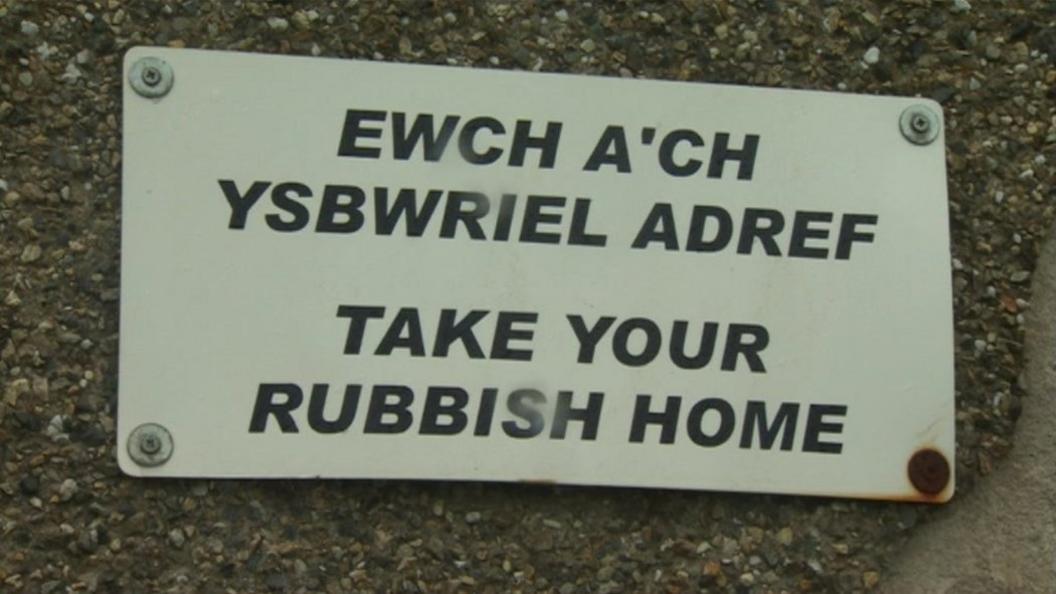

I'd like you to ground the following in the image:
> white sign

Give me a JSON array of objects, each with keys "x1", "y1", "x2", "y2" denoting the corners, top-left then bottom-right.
[{"x1": 119, "y1": 47, "x2": 954, "y2": 502}]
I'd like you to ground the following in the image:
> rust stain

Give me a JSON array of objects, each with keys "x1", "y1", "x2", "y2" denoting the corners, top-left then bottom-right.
[
  {"x1": 865, "y1": 492, "x2": 951, "y2": 504},
  {"x1": 518, "y1": 478, "x2": 558, "y2": 486},
  {"x1": 907, "y1": 448, "x2": 951, "y2": 497}
]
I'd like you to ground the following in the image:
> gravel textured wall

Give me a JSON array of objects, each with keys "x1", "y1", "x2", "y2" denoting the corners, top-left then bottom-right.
[{"x1": 1, "y1": 1, "x2": 1053, "y2": 592}]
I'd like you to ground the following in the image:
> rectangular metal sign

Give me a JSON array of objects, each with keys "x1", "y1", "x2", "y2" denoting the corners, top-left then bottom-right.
[{"x1": 120, "y1": 47, "x2": 954, "y2": 501}]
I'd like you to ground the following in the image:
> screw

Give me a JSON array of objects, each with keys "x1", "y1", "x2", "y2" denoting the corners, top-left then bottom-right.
[
  {"x1": 127, "y1": 423, "x2": 174, "y2": 467},
  {"x1": 139, "y1": 432, "x2": 161, "y2": 455},
  {"x1": 907, "y1": 448, "x2": 951, "y2": 496},
  {"x1": 899, "y1": 104, "x2": 940, "y2": 146},
  {"x1": 141, "y1": 66, "x2": 162, "y2": 87},
  {"x1": 910, "y1": 113, "x2": 930, "y2": 134},
  {"x1": 128, "y1": 57, "x2": 174, "y2": 99}
]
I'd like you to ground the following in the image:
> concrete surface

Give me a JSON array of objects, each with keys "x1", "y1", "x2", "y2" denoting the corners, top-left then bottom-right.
[
  {"x1": 880, "y1": 223, "x2": 1056, "y2": 594},
  {"x1": 2, "y1": 2, "x2": 1052, "y2": 591}
]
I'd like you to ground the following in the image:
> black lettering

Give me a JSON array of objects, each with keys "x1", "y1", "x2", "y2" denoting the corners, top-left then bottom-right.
[
  {"x1": 631, "y1": 203, "x2": 679, "y2": 250},
  {"x1": 612, "y1": 317, "x2": 662, "y2": 367},
  {"x1": 307, "y1": 384, "x2": 361, "y2": 433},
  {"x1": 566, "y1": 315, "x2": 616, "y2": 363},
  {"x1": 686, "y1": 398, "x2": 735, "y2": 447},
  {"x1": 491, "y1": 312, "x2": 537, "y2": 361},
  {"x1": 707, "y1": 133, "x2": 760, "y2": 180},
  {"x1": 376, "y1": 308, "x2": 426, "y2": 357},
  {"x1": 420, "y1": 386, "x2": 469, "y2": 435},
  {"x1": 659, "y1": 129, "x2": 704, "y2": 177},
  {"x1": 249, "y1": 383, "x2": 303, "y2": 433},
  {"x1": 550, "y1": 391, "x2": 604, "y2": 440},
  {"x1": 629, "y1": 395, "x2": 681, "y2": 444},
  {"x1": 508, "y1": 120, "x2": 562, "y2": 168},
  {"x1": 220, "y1": 179, "x2": 270, "y2": 229},
  {"x1": 392, "y1": 112, "x2": 460, "y2": 161},
  {"x1": 686, "y1": 205, "x2": 733, "y2": 252},
  {"x1": 337, "y1": 109, "x2": 386, "y2": 158},
  {"x1": 458, "y1": 117, "x2": 505, "y2": 164},
  {"x1": 316, "y1": 185, "x2": 366, "y2": 233},
  {"x1": 721, "y1": 324, "x2": 769, "y2": 372},
  {"x1": 803, "y1": 404, "x2": 847, "y2": 454},
  {"x1": 836, "y1": 214, "x2": 878, "y2": 260},
  {"x1": 433, "y1": 309, "x2": 488, "y2": 358},
  {"x1": 492, "y1": 193, "x2": 517, "y2": 241},
  {"x1": 739, "y1": 401, "x2": 799, "y2": 450},
  {"x1": 669, "y1": 321, "x2": 718, "y2": 369},
  {"x1": 502, "y1": 389, "x2": 546, "y2": 438},
  {"x1": 736, "y1": 208, "x2": 784, "y2": 256},
  {"x1": 440, "y1": 191, "x2": 490, "y2": 240},
  {"x1": 474, "y1": 388, "x2": 498, "y2": 436},
  {"x1": 519, "y1": 195, "x2": 565, "y2": 244},
  {"x1": 336, "y1": 305, "x2": 386, "y2": 355},
  {"x1": 266, "y1": 182, "x2": 312, "y2": 232},
  {"x1": 373, "y1": 188, "x2": 442, "y2": 236},
  {"x1": 363, "y1": 385, "x2": 414, "y2": 434},
  {"x1": 583, "y1": 126, "x2": 630, "y2": 173},
  {"x1": 568, "y1": 198, "x2": 607, "y2": 247},
  {"x1": 788, "y1": 211, "x2": 833, "y2": 259}
]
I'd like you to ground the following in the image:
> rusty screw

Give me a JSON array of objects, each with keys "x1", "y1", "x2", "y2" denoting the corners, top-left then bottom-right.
[{"x1": 907, "y1": 449, "x2": 950, "y2": 496}]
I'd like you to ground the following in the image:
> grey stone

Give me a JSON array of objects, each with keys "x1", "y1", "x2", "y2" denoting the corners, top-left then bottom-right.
[
  {"x1": 168, "y1": 528, "x2": 186, "y2": 548},
  {"x1": 58, "y1": 478, "x2": 78, "y2": 502}
]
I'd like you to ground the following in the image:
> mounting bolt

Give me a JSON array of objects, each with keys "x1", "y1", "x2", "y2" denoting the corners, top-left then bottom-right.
[
  {"x1": 899, "y1": 104, "x2": 940, "y2": 146},
  {"x1": 128, "y1": 423, "x2": 174, "y2": 467},
  {"x1": 907, "y1": 448, "x2": 950, "y2": 496},
  {"x1": 129, "y1": 57, "x2": 174, "y2": 99},
  {"x1": 141, "y1": 66, "x2": 162, "y2": 87},
  {"x1": 139, "y1": 432, "x2": 161, "y2": 454}
]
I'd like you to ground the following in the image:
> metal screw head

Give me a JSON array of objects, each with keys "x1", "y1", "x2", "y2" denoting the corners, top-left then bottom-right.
[
  {"x1": 139, "y1": 432, "x2": 161, "y2": 454},
  {"x1": 127, "y1": 423, "x2": 174, "y2": 467},
  {"x1": 910, "y1": 114, "x2": 930, "y2": 134},
  {"x1": 128, "y1": 57, "x2": 174, "y2": 99},
  {"x1": 140, "y1": 66, "x2": 162, "y2": 87},
  {"x1": 899, "y1": 104, "x2": 941, "y2": 146}
]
